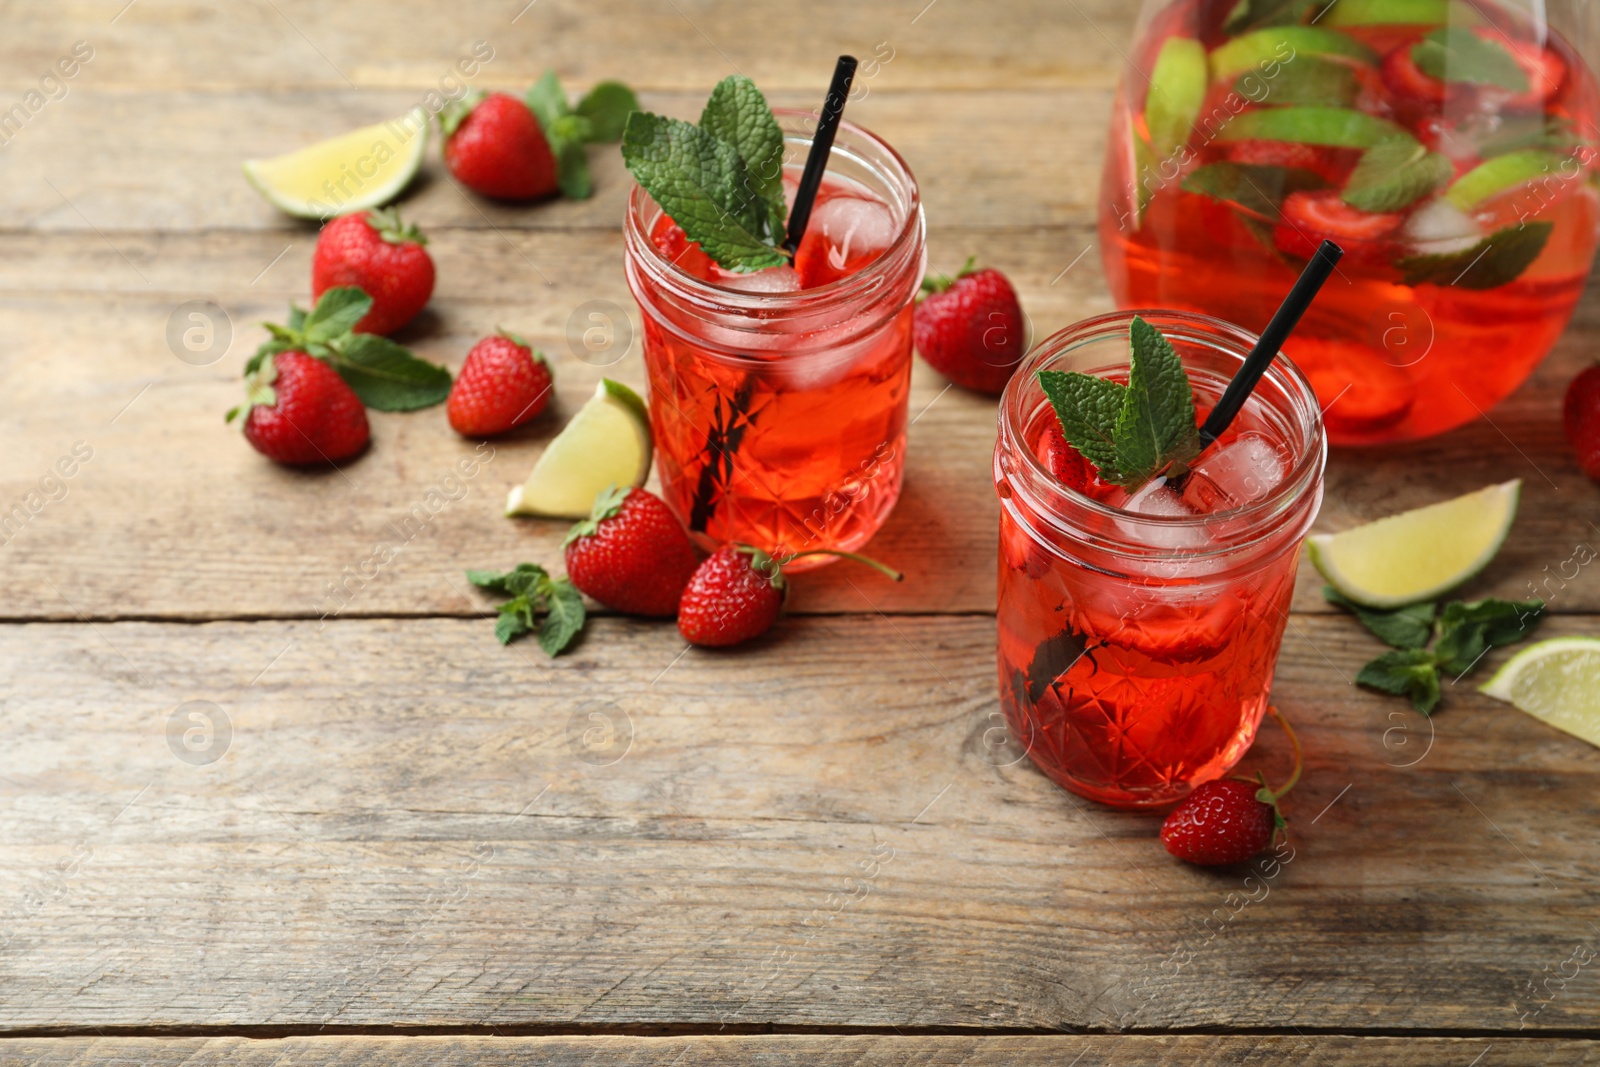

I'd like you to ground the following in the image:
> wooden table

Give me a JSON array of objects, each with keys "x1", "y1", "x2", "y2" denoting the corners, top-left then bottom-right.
[{"x1": 4, "y1": 1, "x2": 1599, "y2": 1063}]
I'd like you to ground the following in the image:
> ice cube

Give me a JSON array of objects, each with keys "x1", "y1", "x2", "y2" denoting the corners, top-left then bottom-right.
[
  {"x1": 1403, "y1": 199, "x2": 1483, "y2": 256},
  {"x1": 719, "y1": 265, "x2": 803, "y2": 293},
  {"x1": 1115, "y1": 480, "x2": 1209, "y2": 551},
  {"x1": 1187, "y1": 432, "x2": 1287, "y2": 509},
  {"x1": 810, "y1": 195, "x2": 896, "y2": 270}
]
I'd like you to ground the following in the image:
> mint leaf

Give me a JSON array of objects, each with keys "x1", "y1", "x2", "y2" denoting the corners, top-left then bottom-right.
[
  {"x1": 1037, "y1": 370, "x2": 1126, "y2": 484},
  {"x1": 526, "y1": 71, "x2": 595, "y2": 201},
  {"x1": 622, "y1": 111, "x2": 787, "y2": 272},
  {"x1": 1343, "y1": 137, "x2": 1453, "y2": 212},
  {"x1": 539, "y1": 577, "x2": 587, "y2": 656},
  {"x1": 576, "y1": 80, "x2": 641, "y2": 142},
  {"x1": 1397, "y1": 221, "x2": 1551, "y2": 289},
  {"x1": 1357, "y1": 649, "x2": 1442, "y2": 714},
  {"x1": 1242, "y1": 55, "x2": 1358, "y2": 108},
  {"x1": 1434, "y1": 597, "x2": 1543, "y2": 675},
  {"x1": 1412, "y1": 27, "x2": 1529, "y2": 91},
  {"x1": 302, "y1": 287, "x2": 372, "y2": 344},
  {"x1": 1113, "y1": 315, "x2": 1200, "y2": 486},
  {"x1": 1324, "y1": 586, "x2": 1436, "y2": 649},
  {"x1": 325, "y1": 333, "x2": 451, "y2": 412},
  {"x1": 700, "y1": 75, "x2": 787, "y2": 244},
  {"x1": 495, "y1": 610, "x2": 530, "y2": 645},
  {"x1": 1182, "y1": 161, "x2": 1326, "y2": 219},
  {"x1": 1479, "y1": 115, "x2": 1586, "y2": 157},
  {"x1": 1222, "y1": 0, "x2": 1319, "y2": 34}
]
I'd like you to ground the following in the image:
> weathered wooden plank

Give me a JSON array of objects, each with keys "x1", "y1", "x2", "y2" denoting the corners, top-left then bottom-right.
[
  {"x1": 0, "y1": 0, "x2": 1133, "y2": 93},
  {"x1": 0, "y1": 229, "x2": 1594, "y2": 619},
  {"x1": 2, "y1": 614, "x2": 1597, "y2": 1031},
  {"x1": 0, "y1": 1034, "x2": 1595, "y2": 1065}
]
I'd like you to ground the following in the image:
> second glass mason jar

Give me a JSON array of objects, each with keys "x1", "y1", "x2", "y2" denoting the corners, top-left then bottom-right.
[
  {"x1": 624, "y1": 111, "x2": 926, "y2": 571},
  {"x1": 995, "y1": 310, "x2": 1326, "y2": 809}
]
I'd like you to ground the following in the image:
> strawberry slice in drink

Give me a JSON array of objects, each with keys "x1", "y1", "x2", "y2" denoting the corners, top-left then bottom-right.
[
  {"x1": 1287, "y1": 337, "x2": 1417, "y2": 436},
  {"x1": 1037, "y1": 422, "x2": 1114, "y2": 498},
  {"x1": 1490, "y1": 33, "x2": 1567, "y2": 110},
  {"x1": 1273, "y1": 189, "x2": 1403, "y2": 262},
  {"x1": 650, "y1": 216, "x2": 720, "y2": 282},
  {"x1": 1381, "y1": 42, "x2": 1448, "y2": 110}
]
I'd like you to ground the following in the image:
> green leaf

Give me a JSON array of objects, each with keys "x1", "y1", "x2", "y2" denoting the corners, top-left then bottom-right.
[
  {"x1": 1223, "y1": 0, "x2": 1320, "y2": 34},
  {"x1": 1242, "y1": 55, "x2": 1358, "y2": 107},
  {"x1": 575, "y1": 80, "x2": 641, "y2": 142},
  {"x1": 1411, "y1": 27, "x2": 1529, "y2": 92},
  {"x1": 1342, "y1": 137, "x2": 1454, "y2": 212},
  {"x1": 539, "y1": 578, "x2": 586, "y2": 656},
  {"x1": 1036, "y1": 370, "x2": 1127, "y2": 484},
  {"x1": 621, "y1": 111, "x2": 787, "y2": 272},
  {"x1": 1478, "y1": 115, "x2": 1587, "y2": 158},
  {"x1": 1181, "y1": 161, "x2": 1327, "y2": 219},
  {"x1": 1324, "y1": 586, "x2": 1437, "y2": 649},
  {"x1": 526, "y1": 72, "x2": 595, "y2": 201},
  {"x1": 466, "y1": 568, "x2": 509, "y2": 591},
  {"x1": 495, "y1": 611, "x2": 529, "y2": 645},
  {"x1": 302, "y1": 287, "x2": 373, "y2": 344},
  {"x1": 1397, "y1": 221, "x2": 1552, "y2": 290},
  {"x1": 1433, "y1": 597, "x2": 1544, "y2": 675},
  {"x1": 325, "y1": 333, "x2": 452, "y2": 412},
  {"x1": 525, "y1": 71, "x2": 573, "y2": 127},
  {"x1": 287, "y1": 304, "x2": 307, "y2": 332},
  {"x1": 699, "y1": 75, "x2": 788, "y2": 244},
  {"x1": 1357, "y1": 649, "x2": 1442, "y2": 714},
  {"x1": 1113, "y1": 315, "x2": 1200, "y2": 487}
]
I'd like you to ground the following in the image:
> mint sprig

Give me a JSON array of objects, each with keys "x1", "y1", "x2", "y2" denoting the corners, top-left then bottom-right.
[
  {"x1": 1342, "y1": 137, "x2": 1453, "y2": 213},
  {"x1": 524, "y1": 72, "x2": 641, "y2": 201},
  {"x1": 468, "y1": 563, "x2": 587, "y2": 655},
  {"x1": 622, "y1": 75, "x2": 790, "y2": 272},
  {"x1": 1411, "y1": 28, "x2": 1529, "y2": 92},
  {"x1": 1327, "y1": 587, "x2": 1544, "y2": 713},
  {"x1": 248, "y1": 287, "x2": 451, "y2": 412},
  {"x1": 1397, "y1": 221, "x2": 1552, "y2": 290},
  {"x1": 1037, "y1": 315, "x2": 1200, "y2": 490}
]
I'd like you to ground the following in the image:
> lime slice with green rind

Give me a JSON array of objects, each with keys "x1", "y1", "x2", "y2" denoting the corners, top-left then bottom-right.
[
  {"x1": 243, "y1": 109, "x2": 428, "y2": 219},
  {"x1": 1214, "y1": 106, "x2": 1410, "y2": 147},
  {"x1": 1210, "y1": 27, "x2": 1377, "y2": 82},
  {"x1": 1320, "y1": 0, "x2": 1483, "y2": 26},
  {"x1": 505, "y1": 379, "x2": 653, "y2": 519},
  {"x1": 1307, "y1": 479, "x2": 1520, "y2": 608},
  {"x1": 1480, "y1": 636, "x2": 1600, "y2": 748},
  {"x1": 1147, "y1": 37, "x2": 1208, "y2": 155},
  {"x1": 1445, "y1": 149, "x2": 1568, "y2": 210}
]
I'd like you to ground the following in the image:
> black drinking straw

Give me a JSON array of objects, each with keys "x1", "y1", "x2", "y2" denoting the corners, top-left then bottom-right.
[
  {"x1": 1197, "y1": 239, "x2": 1343, "y2": 449},
  {"x1": 783, "y1": 55, "x2": 858, "y2": 254}
]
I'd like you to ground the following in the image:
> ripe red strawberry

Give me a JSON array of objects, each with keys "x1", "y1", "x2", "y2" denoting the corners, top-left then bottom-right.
[
  {"x1": 1381, "y1": 43, "x2": 1449, "y2": 111},
  {"x1": 1493, "y1": 34, "x2": 1567, "y2": 110},
  {"x1": 1037, "y1": 422, "x2": 1111, "y2": 496},
  {"x1": 442, "y1": 92, "x2": 559, "y2": 201},
  {"x1": 447, "y1": 331, "x2": 553, "y2": 437},
  {"x1": 913, "y1": 260, "x2": 1027, "y2": 395},
  {"x1": 679, "y1": 545, "x2": 903, "y2": 648},
  {"x1": 1160, "y1": 778, "x2": 1278, "y2": 866},
  {"x1": 1273, "y1": 190, "x2": 1402, "y2": 262},
  {"x1": 564, "y1": 486, "x2": 699, "y2": 617},
  {"x1": 311, "y1": 208, "x2": 435, "y2": 336},
  {"x1": 1563, "y1": 363, "x2": 1600, "y2": 481},
  {"x1": 228, "y1": 351, "x2": 369, "y2": 465}
]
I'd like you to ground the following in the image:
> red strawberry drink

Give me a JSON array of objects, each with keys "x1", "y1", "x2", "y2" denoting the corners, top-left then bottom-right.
[
  {"x1": 1101, "y1": 0, "x2": 1600, "y2": 444},
  {"x1": 624, "y1": 104, "x2": 925, "y2": 569},
  {"x1": 995, "y1": 311, "x2": 1325, "y2": 809}
]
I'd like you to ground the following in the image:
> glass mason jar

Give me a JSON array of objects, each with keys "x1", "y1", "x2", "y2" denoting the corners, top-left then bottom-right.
[
  {"x1": 1099, "y1": 0, "x2": 1600, "y2": 445},
  {"x1": 994, "y1": 310, "x2": 1326, "y2": 809},
  {"x1": 623, "y1": 110, "x2": 926, "y2": 570}
]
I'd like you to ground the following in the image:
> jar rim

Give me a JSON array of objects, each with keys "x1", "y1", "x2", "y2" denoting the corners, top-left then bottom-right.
[
  {"x1": 623, "y1": 109, "x2": 923, "y2": 316},
  {"x1": 997, "y1": 308, "x2": 1327, "y2": 558}
]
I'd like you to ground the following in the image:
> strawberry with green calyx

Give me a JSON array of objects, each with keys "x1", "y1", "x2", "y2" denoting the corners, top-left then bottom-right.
[
  {"x1": 914, "y1": 256, "x2": 1027, "y2": 395},
  {"x1": 447, "y1": 330, "x2": 553, "y2": 438},
  {"x1": 442, "y1": 91, "x2": 561, "y2": 201},
  {"x1": 311, "y1": 208, "x2": 435, "y2": 336},
  {"x1": 227, "y1": 350, "x2": 369, "y2": 466},
  {"x1": 1160, "y1": 706, "x2": 1302, "y2": 867},
  {"x1": 248, "y1": 287, "x2": 452, "y2": 412},
  {"x1": 563, "y1": 485, "x2": 699, "y2": 618},
  {"x1": 1037, "y1": 314, "x2": 1201, "y2": 491},
  {"x1": 466, "y1": 563, "x2": 585, "y2": 655},
  {"x1": 524, "y1": 71, "x2": 640, "y2": 200},
  {"x1": 678, "y1": 545, "x2": 903, "y2": 648}
]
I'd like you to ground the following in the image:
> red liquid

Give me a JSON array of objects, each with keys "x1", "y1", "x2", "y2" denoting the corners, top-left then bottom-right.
[
  {"x1": 1100, "y1": 0, "x2": 1600, "y2": 445},
  {"x1": 635, "y1": 174, "x2": 915, "y2": 566}
]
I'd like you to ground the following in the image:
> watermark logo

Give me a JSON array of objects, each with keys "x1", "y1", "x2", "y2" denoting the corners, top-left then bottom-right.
[
  {"x1": 565, "y1": 299, "x2": 634, "y2": 367},
  {"x1": 166, "y1": 700, "x2": 231, "y2": 766},
  {"x1": 165, "y1": 300, "x2": 232, "y2": 366},
  {"x1": 567, "y1": 700, "x2": 633, "y2": 767}
]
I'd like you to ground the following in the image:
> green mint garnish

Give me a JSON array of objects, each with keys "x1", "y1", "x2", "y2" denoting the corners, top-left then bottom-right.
[
  {"x1": 1037, "y1": 315, "x2": 1200, "y2": 490},
  {"x1": 467, "y1": 563, "x2": 587, "y2": 655},
  {"x1": 246, "y1": 287, "x2": 452, "y2": 412},
  {"x1": 1327, "y1": 587, "x2": 1544, "y2": 713},
  {"x1": 1342, "y1": 137, "x2": 1454, "y2": 213},
  {"x1": 1182, "y1": 161, "x2": 1327, "y2": 219},
  {"x1": 1411, "y1": 27, "x2": 1529, "y2": 92},
  {"x1": 1396, "y1": 221, "x2": 1552, "y2": 290},
  {"x1": 524, "y1": 72, "x2": 640, "y2": 201},
  {"x1": 622, "y1": 75, "x2": 789, "y2": 272},
  {"x1": 1237, "y1": 56, "x2": 1358, "y2": 108}
]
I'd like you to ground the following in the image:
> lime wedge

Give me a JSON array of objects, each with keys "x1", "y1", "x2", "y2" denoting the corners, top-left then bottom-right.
[
  {"x1": 1307, "y1": 479, "x2": 1521, "y2": 608},
  {"x1": 505, "y1": 379, "x2": 653, "y2": 519},
  {"x1": 1210, "y1": 28, "x2": 1377, "y2": 83},
  {"x1": 1214, "y1": 107, "x2": 1410, "y2": 147},
  {"x1": 1480, "y1": 636, "x2": 1600, "y2": 748},
  {"x1": 243, "y1": 109, "x2": 429, "y2": 219},
  {"x1": 1147, "y1": 37, "x2": 1208, "y2": 155},
  {"x1": 1322, "y1": 0, "x2": 1485, "y2": 26},
  {"x1": 1446, "y1": 150, "x2": 1567, "y2": 211}
]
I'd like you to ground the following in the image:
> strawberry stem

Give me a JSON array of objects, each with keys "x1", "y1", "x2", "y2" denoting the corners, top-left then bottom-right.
[{"x1": 780, "y1": 548, "x2": 903, "y2": 582}]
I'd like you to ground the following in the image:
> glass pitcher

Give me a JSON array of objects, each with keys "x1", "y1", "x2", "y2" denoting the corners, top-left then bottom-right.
[{"x1": 1099, "y1": 0, "x2": 1600, "y2": 445}]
